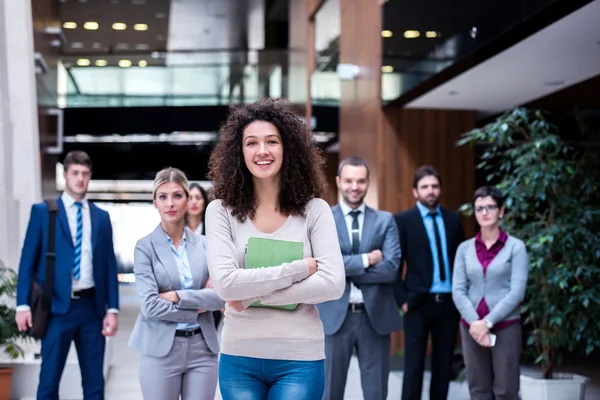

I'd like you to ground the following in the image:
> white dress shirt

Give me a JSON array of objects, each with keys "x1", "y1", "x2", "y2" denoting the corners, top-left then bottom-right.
[
  {"x1": 62, "y1": 192, "x2": 94, "y2": 291},
  {"x1": 339, "y1": 201, "x2": 369, "y2": 304}
]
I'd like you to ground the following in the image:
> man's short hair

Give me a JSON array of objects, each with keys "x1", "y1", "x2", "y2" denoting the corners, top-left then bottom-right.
[
  {"x1": 63, "y1": 150, "x2": 92, "y2": 172},
  {"x1": 337, "y1": 156, "x2": 370, "y2": 178},
  {"x1": 412, "y1": 165, "x2": 441, "y2": 188}
]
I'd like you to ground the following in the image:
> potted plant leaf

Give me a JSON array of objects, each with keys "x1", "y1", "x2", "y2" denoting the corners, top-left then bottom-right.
[
  {"x1": 456, "y1": 108, "x2": 600, "y2": 400},
  {"x1": 0, "y1": 262, "x2": 25, "y2": 400}
]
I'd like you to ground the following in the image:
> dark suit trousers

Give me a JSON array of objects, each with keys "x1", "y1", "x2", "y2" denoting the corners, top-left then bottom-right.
[
  {"x1": 38, "y1": 296, "x2": 105, "y2": 400},
  {"x1": 402, "y1": 297, "x2": 459, "y2": 400},
  {"x1": 324, "y1": 309, "x2": 390, "y2": 400}
]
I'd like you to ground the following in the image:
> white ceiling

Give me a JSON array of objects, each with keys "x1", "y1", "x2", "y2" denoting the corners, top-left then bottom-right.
[{"x1": 406, "y1": 0, "x2": 600, "y2": 114}]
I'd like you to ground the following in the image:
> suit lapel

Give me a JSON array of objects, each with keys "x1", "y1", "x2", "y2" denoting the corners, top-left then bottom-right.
[
  {"x1": 332, "y1": 205, "x2": 351, "y2": 253},
  {"x1": 185, "y1": 229, "x2": 207, "y2": 290},
  {"x1": 412, "y1": 207, "x2": 432, "y2": 259},
  {"x1": 56, "y1": 198, "x2": 72, "y2": 244},
  {"x1": 150, "y1": 226, "x2": 182, "y2": 290},
  {"x1": 361, "y1": 207, "x2": 375, "y2": 253},
  {"x1": 89, "y1": 203, "x2": 100, "y2": 254}
]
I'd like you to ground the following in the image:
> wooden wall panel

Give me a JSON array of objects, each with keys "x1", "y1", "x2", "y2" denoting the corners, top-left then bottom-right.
[
  {"x1": 339, "y1": 0, "x2": 382, "y2": 208},
  {"x1": 323, "y1": 152, "x2": 339, "y2": 206}
]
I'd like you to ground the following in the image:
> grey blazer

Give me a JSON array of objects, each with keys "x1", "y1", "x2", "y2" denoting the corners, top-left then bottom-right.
[
  {"x1": 452, "y1": 235, "x2": 529, "y2": 326},
  {"x1": 128, "y1": 225, "x2": 225, "y2": 357},
  {"x1": 317, "y1": 205, "x2": 402, "y2": 336}
]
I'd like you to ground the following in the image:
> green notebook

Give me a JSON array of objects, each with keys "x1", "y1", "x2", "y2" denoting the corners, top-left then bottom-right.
[{"x1": 245, "y1": 237, "x2": 304, "y2": 311}]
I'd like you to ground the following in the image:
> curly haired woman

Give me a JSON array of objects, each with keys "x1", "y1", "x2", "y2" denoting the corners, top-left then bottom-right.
[{"x1": 205, "y1": 98, "x2": 345, "y2": 400}]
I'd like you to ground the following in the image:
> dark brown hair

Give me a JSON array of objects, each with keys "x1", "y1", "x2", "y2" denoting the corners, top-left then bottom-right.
[
  {"x1": 412, "y1": 165, "x2": 442, "y2": 188},
  {"x1": 472, "y1": 185, "x2": 505, "y2": 208},
  {"x1": 337, "y1": 156, "x2": 370, "y2": 178},
  {"x1": 208, "y1": 98, "x2": 327, "y2": 221},
  {"x1": 63, "y1": 150, "x2": 92, "y2": 172}
]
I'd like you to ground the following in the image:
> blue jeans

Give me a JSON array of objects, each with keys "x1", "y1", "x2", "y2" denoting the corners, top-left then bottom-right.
[{"x1": 219, "y1": 353, "x2": 325, "y2": 400}]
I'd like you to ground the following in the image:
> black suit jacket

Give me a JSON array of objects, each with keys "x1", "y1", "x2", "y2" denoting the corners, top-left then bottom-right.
[{"x1": 393, "y1": 206, "x2": 465, "y2": 310}]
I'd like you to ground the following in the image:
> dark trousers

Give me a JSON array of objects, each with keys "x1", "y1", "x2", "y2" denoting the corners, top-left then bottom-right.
[
  {"x1": 460, "y1": 323, "x2": 522, "y2": 400},
  {"x1": 402, "y1": 297, "x2": 460, "y2": 400},
  {"x1": 37, "y1": 296, "x2": 105, "y2": 400},
  {"x1": 324, "y1": 309, "x2": 391, "y2": 400}
]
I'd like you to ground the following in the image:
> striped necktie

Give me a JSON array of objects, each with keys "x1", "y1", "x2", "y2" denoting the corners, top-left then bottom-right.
[{"x1": 73, "y1": 201, "x2": 83, "y2": 280}]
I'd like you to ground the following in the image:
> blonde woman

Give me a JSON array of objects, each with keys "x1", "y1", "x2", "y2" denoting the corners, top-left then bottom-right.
[{"x1": 128, "y1": 167, "x2": 224, "y2": 400}]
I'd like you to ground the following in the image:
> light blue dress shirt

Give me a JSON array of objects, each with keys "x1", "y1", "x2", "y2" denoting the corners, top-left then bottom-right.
[
  {"x1": 166, "y1": 232, "x2": 200, "y2": 331},
  {"x1": 416, "y1": 202, "x2": 452, "y2": 293}
]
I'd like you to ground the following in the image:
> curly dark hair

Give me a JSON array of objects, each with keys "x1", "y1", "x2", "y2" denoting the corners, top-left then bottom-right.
[{"x1": 208, "y1": 98, "x2": 327, "y2": 221}]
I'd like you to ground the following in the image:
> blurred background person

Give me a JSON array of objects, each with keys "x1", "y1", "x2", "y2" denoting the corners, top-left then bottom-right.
[
  {"x1": 128, "y1": 167, "x2": 224, "y2": 400},
  {"x1": 452, "y1": 185, "x2": 529, "y2": 400}
]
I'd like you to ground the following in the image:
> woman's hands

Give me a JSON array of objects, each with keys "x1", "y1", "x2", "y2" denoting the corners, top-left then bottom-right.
[
  {"x1": 304, "y1": 257, "x2": 318, "y2": 276},
  {"x1": 159, "y1": 291, "x2": 180, "y2": 303},
  {"x1": 469, "y1": 319, "x2": 491, "y2": 347}
]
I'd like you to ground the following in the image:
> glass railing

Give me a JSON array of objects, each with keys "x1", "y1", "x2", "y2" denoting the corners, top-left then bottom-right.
[
  {"x1": 60, "y1": 49, "x2": 312, "y2": 108},
  {"x1": 381, "y1": 0, "x2": 581, "y2": 103}
]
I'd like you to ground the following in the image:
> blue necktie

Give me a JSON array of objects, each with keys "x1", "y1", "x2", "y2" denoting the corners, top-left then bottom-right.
[{"x1": 73, "y1": 202, "x2": 83, "y2": 280}]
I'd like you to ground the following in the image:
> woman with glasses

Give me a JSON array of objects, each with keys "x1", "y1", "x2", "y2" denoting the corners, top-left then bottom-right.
[{"x1": 452, "y1": 185, "x2": 529, "y2": 400}]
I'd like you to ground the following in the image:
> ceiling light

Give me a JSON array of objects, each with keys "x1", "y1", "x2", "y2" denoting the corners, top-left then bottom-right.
[
  {"x1": 156, "y1": 35, "x2": 165, "y2": 41},
  {"x1": 92, "y1": 42, "x2": 102, "y2": 49},
  {"x1": 133, "y1": 23, "x2": 148, "y2": 31},
  {"x1": 62, "y1": 22, "x2": 77, "y2": 29},
  {"x1": 381, "y1": 30, "x2": 393, "y2": 38},
  {"x1": 425, "y1": 31, "x2": 440, "y2": 38},
  {"x1": 95, "y1": 60, "x2": 108, "y2": 67},
  {"x1": 77, "y1": 59, "x2": 90, "y2": 66},
  {"x1": 116, "y1": 43, "x2": 129, "y2": 50},
  {"x1": 118, "y1": 60, "x2": 132, "y2": 68},
  {"x1": 135, "y1": 43, "x2": 150, "y2": 50},
  {"x1": 138, "y1": 60, "x2": 147, "y2": 67},
  {"x1": 381, "y1": 65, "x2": 394, "y2": 73},
  {"x1": 112, "y1": 23, "x2": 127, "y2": 30},
  {"x1": 403, "y1": 30, "x2": 420, "y2": 39},
  {"x1": 83, "y1": 21, "x2": 99, "y2": 30},
  {"x1": 155, "y1": 12, "x2": 167, "y2": 19},
  {"x1": 71, "y1": 42, "x2": 84, "y2": 48}
]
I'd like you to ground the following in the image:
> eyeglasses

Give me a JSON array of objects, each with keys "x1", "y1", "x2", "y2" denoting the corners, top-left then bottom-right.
[{"x1": 474, "y1": 205, "x2": 499, "y2": 213}]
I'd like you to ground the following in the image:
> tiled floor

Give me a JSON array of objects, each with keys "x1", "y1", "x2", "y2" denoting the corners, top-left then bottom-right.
[{"x1": 105, "y1": 285, "x2": 598, "y2": 400}]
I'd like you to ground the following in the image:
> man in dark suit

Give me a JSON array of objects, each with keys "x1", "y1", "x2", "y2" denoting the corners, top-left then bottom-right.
[
  {"x1": 318, "y1": 157, "x2": 402, "y2": 400},
  {"x1": 393, "y1": 165, "x2": 465, "y2": 400},
  {"x1": 15, "y1": 150, "x2": 119, "y2": 399}
]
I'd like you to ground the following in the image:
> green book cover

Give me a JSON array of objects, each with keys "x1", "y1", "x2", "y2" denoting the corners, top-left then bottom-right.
[{"x1": 245, "y1": 237, "x2": 304, "y2": 311}]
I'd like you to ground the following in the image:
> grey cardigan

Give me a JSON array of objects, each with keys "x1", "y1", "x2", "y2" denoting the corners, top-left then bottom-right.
[{"x1": 451, "y1": 235, "x2": 529, "y2": 326}]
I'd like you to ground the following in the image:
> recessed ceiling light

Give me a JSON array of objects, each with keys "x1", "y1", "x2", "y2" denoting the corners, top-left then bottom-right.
[
  {"x1": 118, "y1": 60, "x2": 132, "y2": 68},
  {"x1": 116, "y1": 43, "x2": 129, "y2": 50},
  {"x1": 381, "y1": 65, "x2": 394, "y2": 73},
  {"x1": 156, "y1": 34, "x2": 165, "y2": 41},
  {"x1": 381, "y1": 30, "x2": 393, "y2": 38},
  {"x1": 112, "y1": 23, "x2": 127, "y2": 30},
  {"x1": 403, "y1": 30, "x2": 420, "y2": 39},
  {"x1": 71, "y1": 42, "x2": 84, "y2": 48},
  {"x1": 92, "y1": 42, "x2": 102, "y2": 49},
  {"x1": 135, "y1": 43, "x2": 150, "y2": 50},
  {"x1": 83, "y1": 21, "x2": 99, "y2": 30},
  {"x1": 95, "y1": 60, "x2": 108, "y2": 67},
  {"x1": 155, "y1": 12, "x2": 167, "y2": 19},
  {"x1": 138, "y1": 60, "x2": 147, "y2": 67},
  {"x1": 62, "y1": 22, "x2": 77, "y2": 29},
  {"x1": 134, "y1": 23, "x2": 148, "y2": 31},
  {"x1": 77, "y1": 59, "x2": 90, "y2": 66},
  {"x1": 425, "y1": 31, "x2": 440, "y2": 38}
]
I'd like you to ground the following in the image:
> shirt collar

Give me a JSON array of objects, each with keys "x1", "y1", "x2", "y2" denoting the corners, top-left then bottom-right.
[
  {"x1": 339, "y1": 201, "x2": 366, "y2": 216},
  {"x1": 416, "y1": 201, "x2": 440, "y2": 219},
  {"x1": 61, "y1": 191, "x2": 89, "y2": 209},
  {"x1": 166, "y1": 230, "x2": 187, "y2": 246},
  {"x1": 475, "y1": 229, "x2": 508, "y2": 245}
]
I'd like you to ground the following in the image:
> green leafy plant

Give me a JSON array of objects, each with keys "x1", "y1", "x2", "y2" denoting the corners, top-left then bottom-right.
[
  {"x1": 457, "y1": 108, "x2": 600, "y2": 379},
  {"x1": 0, "y1": 261, "x2": 25, "y2": 360}
]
